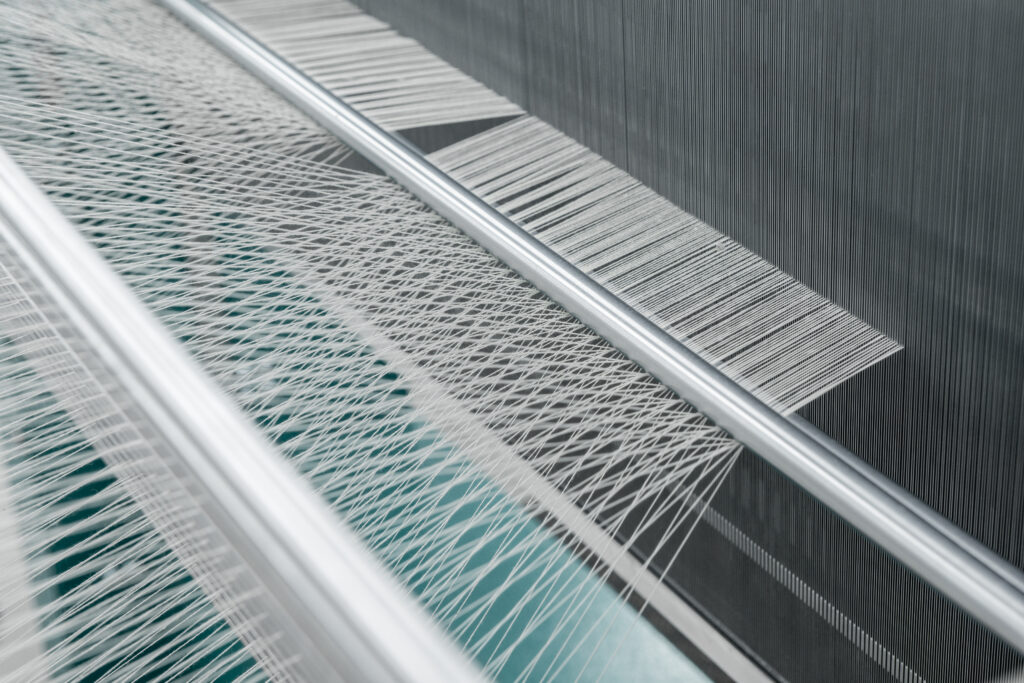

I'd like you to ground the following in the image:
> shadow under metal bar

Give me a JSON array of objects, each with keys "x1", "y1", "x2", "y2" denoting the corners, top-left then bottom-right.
[{"x1": 156, "y1": 0, "x2": 1024, "y2": 657}]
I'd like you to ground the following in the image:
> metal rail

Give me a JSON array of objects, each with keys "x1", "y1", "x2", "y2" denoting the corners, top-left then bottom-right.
[
  {"x1": 0, "y1": 147, "x2": 482, "y2": 683},
  {"x1": 156, "y1": 0, "x2": 1024, "y2": 653}
]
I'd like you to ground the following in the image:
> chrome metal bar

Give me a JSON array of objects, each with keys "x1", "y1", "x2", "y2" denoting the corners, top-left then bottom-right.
[
  {"x1": 155, "y1": 0, "x2": 1024, "y2": 652},
  {"x1": 0, "y1": 146, "x2": 482, "y2": 683}
]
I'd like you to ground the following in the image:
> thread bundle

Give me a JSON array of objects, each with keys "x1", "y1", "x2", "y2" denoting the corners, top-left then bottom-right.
[
  {"x1": 212, "y1": 0, "x2": 522, "y2": 130},
  {"x1": 431, "y1": 117, "x2": 901, "y2": 413}
]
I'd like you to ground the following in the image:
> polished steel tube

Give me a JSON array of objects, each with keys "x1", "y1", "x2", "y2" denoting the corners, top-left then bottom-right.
[
  {"x1": 154, "y1": 0, "x2": 1024, "y2": 653},
  {"x1": 0, "y1": 146, "x2": 482, "y2": 683}
]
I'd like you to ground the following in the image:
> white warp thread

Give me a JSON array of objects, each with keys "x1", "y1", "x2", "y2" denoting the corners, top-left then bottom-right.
[
  {"x1": 0, "y1": 260, "x2": 278, "y2": 683},
  {"x1": 431, "y1": 117, "x2": 902, "y2": 413},
  {"x1": 209, "y1": 0, "x2": 523, "y2": 130}
]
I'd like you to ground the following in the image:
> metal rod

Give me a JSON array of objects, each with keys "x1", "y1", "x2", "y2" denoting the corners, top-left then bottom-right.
[
  {"x1": 0, "y1": 146, "x2": 482, "y2": 683},
  {"x1": 156, "y1": 0, "x2": 1024, "y2": 652}
]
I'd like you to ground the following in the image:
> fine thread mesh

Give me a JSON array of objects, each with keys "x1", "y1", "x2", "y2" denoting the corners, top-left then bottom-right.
[
  {"x1": 0, "y1": 249, "x2": 281, "y2": 682},
  {"x1": 8, "y1": 109, "x2": 740, "y2": 680},
  {"x1": 0, "y1": 0, "x2": 905, "y2": 681},
  {"x1": 0, "y1": 2, "x2": 354, "y2": 167},
  {"x1": 1, "y1": 1, "x2": 736, "y2": 680}
]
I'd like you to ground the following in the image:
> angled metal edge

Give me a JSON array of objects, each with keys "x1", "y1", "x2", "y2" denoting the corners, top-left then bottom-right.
[
  {"x1": 156, "y1": 0, "x2": 1024, "y2": 656},
  {"x1": 0, "y1": 146, "x2": 483, "y2": 683}
]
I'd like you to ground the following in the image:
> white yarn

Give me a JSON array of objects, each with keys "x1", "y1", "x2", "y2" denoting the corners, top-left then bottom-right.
[
  {"x1": 431, "y1": 117, "x2": 902, "y2": 413},
  {"x1": 209, "y1": 0, "x2": 523, "y2": 130},
  {"x1": 0, "y1": 257, "x2": 278, "y2": 682},
  {"x1": 0, "y1": 1, "x2": 354, "y2": 168}
]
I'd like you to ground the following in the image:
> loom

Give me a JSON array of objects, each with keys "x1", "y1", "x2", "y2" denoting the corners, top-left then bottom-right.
[{"x1": 0, "y1": 0, "x2": 1021, "y2": 680}]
